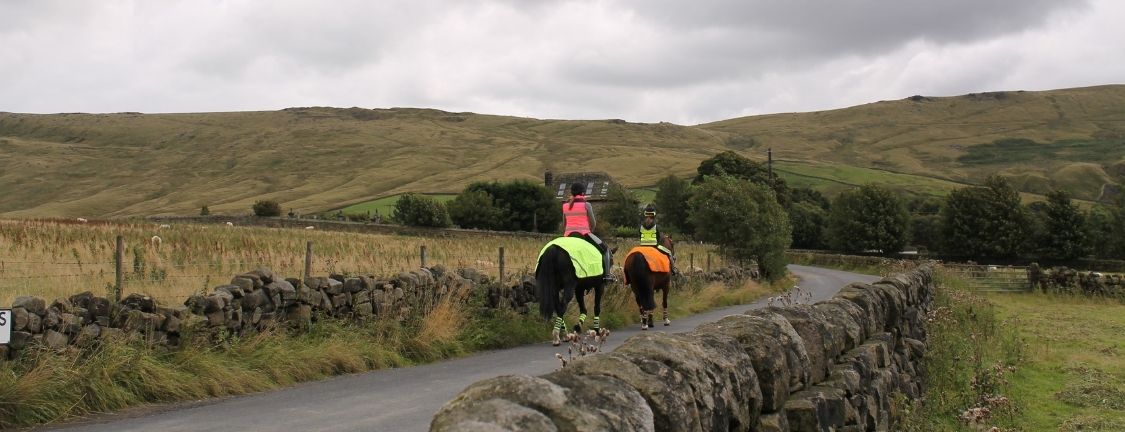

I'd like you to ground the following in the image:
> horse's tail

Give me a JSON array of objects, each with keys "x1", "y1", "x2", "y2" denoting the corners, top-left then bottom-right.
[
  {"x1": 536, "y1": 245, "x2": 570, "y2": 320},
  {"x1": 626, "y1": 252, "x2": 656, "y2": 311}
]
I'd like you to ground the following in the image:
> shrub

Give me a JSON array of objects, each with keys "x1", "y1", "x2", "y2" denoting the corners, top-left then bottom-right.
[
  {"x1": 689, "y1": 176, "x2": 791, "y2": 280},
  {"x1": 200, "y1": 205, "x2": 210, "y2": 216},
  {"x1": 392, "y1": 193, "x2": 451, "y2": 228},
  {"x1": 251, "y1": 200, "x2": 281, "y2": 217},
  {"x1": 827, "y1": 185, "x2": 910, "y2": 254}
]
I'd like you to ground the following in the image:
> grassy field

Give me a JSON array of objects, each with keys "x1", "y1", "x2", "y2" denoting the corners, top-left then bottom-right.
[
  {"x1": 335, "y1": 193, "x2": 456, "y2": 218},
  {"x1": 0, "y1": 219, "x2": 730, "y2": 306},
  {"x1": 987, "y1": 293, "x2": 1125, "y2": 431},
  {"x1": 1, "y1": 85, "x2": 1122, "y2": 218}
]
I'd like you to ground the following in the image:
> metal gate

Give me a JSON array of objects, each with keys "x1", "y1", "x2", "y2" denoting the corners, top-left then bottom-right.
[{"x1": 944, "y1": 264, "x2": 1031, "y2": 292}]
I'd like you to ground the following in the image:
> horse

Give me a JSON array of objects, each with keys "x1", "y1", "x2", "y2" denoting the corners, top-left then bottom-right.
[
  {"x1": 623, "y1": 234, "x2": 675, "y2": 330},
  {"x1": 535, "y1": 237, "x2": 612, "y2": 346}
]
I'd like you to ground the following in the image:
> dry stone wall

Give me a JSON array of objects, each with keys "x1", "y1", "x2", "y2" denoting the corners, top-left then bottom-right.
[
  {"x1": 430, "y1": 267, "x2": 935, "y2": 432},
  {"x1": 1028, "y1": 263, "x2": 1125, "y2": 299},
  {"x1": 1, "y1": 265, "x2": 753, "y2": 360}
]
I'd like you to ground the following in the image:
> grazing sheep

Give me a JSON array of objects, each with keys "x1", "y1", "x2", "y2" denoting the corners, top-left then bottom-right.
[
  {"x1": 159, "y1": 224, "x2": 171, "y2": 229},
  {"x1": 225, "y1": 222, "x2": 234, "y2": 227},
  {"x1": 150, "y1": 236, "x2": 162, "y2": 248},
  {"x1": 305, "y1": 226, "x2": 315, "y2": 230},
  {"x1": 76, "y1": 218, "x2": 88, "y2": 223}
]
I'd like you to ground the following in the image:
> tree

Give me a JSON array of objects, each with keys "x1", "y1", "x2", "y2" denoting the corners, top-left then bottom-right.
[
  {"x1": 654, "y1": 175, "x2": 692, "y2": 233},
  {"x1": 694, "y1": 151, "x2": 789, "y2": 206},
  {"x1": 1084, "y1": 206, "x2": 1114, "y2": 258},
  {"x1": 910, "y1": 214, "x2": 942, "y2": 253},
  {"x1": 939, "y1": 176, "x2": 1029, "y2": 259},
  {"x1": 790, "y1": 187, "x2": 830, "y2": 210},
  {"x1": 393, "y1": 193, "x2": 451, "y2": 228},
  {"x1": 448, "y1": 189, "x2": 503, "y2": 230},
  {"x1": 1030, "y1": 190, "x2": 1088, "y2": 260},
  {"x1": 1112, "y1": 197, "x2": 1125, "y2": 259},
  {"x1": 788, "y1": 202, "x2": 828, "y2": 249},
  {"x1": 200, "y1": 205, "x2": 211, "y2": 216},
  {"x1": 601, "y1": 184, "x2": 640, "y2": 228},
  {"x1": 827, "y1": 185, "x2": 910, "y2": 254},
  {"x1": 464, "y1": 180, "x2": 561, "y2": 232},
  {"x1": 251, "y1": 200, "x2": 281, "y2": 217},
  {"x1": 689, "y1": 176, "x2": 791, "y2": 280}
]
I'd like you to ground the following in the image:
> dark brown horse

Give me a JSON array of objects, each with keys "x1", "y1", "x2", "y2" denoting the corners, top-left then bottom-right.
[{"x1": 623, "y1": 235, "x2": 675, "y2": 330}]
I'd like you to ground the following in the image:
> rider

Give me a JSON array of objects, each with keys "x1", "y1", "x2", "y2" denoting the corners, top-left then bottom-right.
[
  {"x1": 640, "y1": 204, "x2": 677, "y2": 274},
  {"x1": 563, "y1": 183, "x2": 614, "y2": 283}
]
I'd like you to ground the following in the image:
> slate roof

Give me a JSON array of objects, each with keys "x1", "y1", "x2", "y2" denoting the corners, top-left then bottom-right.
[{"x1": 547, "y1": 171, "x2": 617, "y2": 201}]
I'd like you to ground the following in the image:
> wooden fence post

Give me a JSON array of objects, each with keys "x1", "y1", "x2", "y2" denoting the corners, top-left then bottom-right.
[
  {"x1": 706, "y1": 253, "x2": 711, "y2": 273},
  {"x1": 499, "y1": 247, "x2": 506, "y2": 284},
  {"x1": 304, "y1": 241, "x2": 313, "y2": 280},
  {"x1": 420, "y1": 245, "x2": 428, "y2": 268},
  {"x1": 690, "y1": 253, "x2": 694, "y2": 272},
  {"x1": 115, "y1": 235, "x2": 124, "y2": 303}
]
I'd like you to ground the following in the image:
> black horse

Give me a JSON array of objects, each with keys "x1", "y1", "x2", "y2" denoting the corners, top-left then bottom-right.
[{"x1": 535, "y1": 240, "x2": 610, "y2": 346}]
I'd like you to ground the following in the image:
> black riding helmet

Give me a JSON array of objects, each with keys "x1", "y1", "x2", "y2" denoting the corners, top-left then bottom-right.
[
  {"x1": 643, "y1": 204, "x2": 656, "y2": 217},
  {"x1": 570, "y1": 183, "x2": 586, "y2": 196}
]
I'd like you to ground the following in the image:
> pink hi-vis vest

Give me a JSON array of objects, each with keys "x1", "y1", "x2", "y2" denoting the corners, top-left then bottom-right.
[{"x1": 563, "y1": 197, "x2": 591, "y2": 235}]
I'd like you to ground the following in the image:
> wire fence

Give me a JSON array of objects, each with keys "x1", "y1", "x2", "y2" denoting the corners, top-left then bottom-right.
[{"x1": 1, "y1": 237, "x2": 734, "y2": 305}]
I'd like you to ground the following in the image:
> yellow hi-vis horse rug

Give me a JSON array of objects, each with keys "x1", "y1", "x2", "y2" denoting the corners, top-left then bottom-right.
[{"x1": 625, "y1": 246, "x2": 671, "y2": 276}]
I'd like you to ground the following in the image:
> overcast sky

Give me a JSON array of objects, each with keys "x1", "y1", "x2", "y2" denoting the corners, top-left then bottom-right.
[{"x1": 1, "y1": 0, "x2": 1122, "y2": 124}]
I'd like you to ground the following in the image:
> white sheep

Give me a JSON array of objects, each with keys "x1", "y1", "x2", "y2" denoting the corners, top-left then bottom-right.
[
  {"x1": 305, "y1": 226, "x2": 315, "y2": 230},
  {"x1": 225, "y1": 222, "x2": 234, "y2": 227},
  {"x1": 76, "y1": 218, "x2": 88, "y2": 223},
  {"x1": 150, "y1": 235, "x2": 162, "y2": 248},
  {"x1": 158, "y1": 224, "x2": 171, "y2": 229}
]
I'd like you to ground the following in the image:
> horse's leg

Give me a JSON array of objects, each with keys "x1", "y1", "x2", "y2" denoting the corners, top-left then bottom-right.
[
  {"x1": 573, "y1": 284, "x2": 588, "y2": 333},
  {"x1": 662, "y1": 277, "x2": 671, "y2": 326},
  {"x1": 592, "y1": 281, "x2": 604, "y2": 332}
]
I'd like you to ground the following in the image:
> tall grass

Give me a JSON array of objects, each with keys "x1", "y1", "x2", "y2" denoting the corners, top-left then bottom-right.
[
  {"x1": 895, "y1": 267, "x2": 1026, "y2": 431},
  {"x1": 0, "y1": 219, "x2": 727, "y2": 306}
]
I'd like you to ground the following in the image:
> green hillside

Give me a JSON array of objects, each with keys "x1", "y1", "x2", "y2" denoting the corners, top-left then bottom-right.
[{"x1": 0, "y1": 85, "x2": 1121, "y2": 217}]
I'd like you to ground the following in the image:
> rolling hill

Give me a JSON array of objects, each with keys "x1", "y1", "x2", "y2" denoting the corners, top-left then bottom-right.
[{"x1": 0, "y1": 85, "x2": 1122, "y2": 217}]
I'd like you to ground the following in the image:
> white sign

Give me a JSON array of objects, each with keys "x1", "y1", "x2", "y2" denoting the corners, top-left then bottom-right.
[{"x1": 0, "y1": 309, "x2": 10, "y2": 345}]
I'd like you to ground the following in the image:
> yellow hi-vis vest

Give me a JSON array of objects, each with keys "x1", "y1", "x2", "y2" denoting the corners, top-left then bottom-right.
[
  {"x1": 537, "y1": 237, "x2": 604, "y2": 278},
  {"x1": 640, "y1": 225, "x2": 658, "y2": 245}
]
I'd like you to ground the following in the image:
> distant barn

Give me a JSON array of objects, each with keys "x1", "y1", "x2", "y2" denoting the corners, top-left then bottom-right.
[{"x1": 544, "y1": 171, "x2": 619, "y2": 202}]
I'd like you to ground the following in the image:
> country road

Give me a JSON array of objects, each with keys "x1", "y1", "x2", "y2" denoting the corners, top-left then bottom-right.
[{"x1": 43, "y1": 265, "x2": 880, "y2": 432}]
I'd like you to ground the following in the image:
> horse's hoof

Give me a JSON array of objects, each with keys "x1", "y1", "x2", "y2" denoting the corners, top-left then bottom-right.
[
  {"x1": 664, "y1": 319, "x2": 671, "y2": 326},
  {"x1": 552, "y1": 329, "x2": 561, "y2": 346},
  {"x1": 572, "y1": 324, "x2": 582, "y2": 333}
]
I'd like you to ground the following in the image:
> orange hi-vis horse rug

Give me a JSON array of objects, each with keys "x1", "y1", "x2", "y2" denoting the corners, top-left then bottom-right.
[{"x1": 625, "y1": 246, "x2": 671, "y2": 275}]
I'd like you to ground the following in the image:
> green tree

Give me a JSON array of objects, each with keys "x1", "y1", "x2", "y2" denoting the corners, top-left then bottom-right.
[
  {"x1": 940, "y1": 176, "x2": 1029, "y2": 259},
  {"x1": 1031, "y1": 190, "x2": 1088, "y2": 260},
  {"x1": 654, "y1": 175, "x2": 692, "y2": 233},
  {"x1": 393, "y1": 193, "x2": 451, "y2": 228},
  {"x1": 464, "y1": 180, "x2": 561, "y2": 232},
  {"x1": 689, "y1": 176, "x2": 791, "y2": 280},
  {"x1": 251, "y1": 200, "x2": 281, "y2": 217},
  {"x1": 910, "y1": 214, "x2": 942, "y2": 253},
  {"x1": 1084, "y1": 206, "x2": 1114, "y2": 259},
  {"x1": 448, "y1": 189, "x2": 503, "y2": 230},
  {"x1": 200, "y1": 205, "x2": 211, "y2": 216},
  {"x1": 790, "y1": 187, "x2": 830, "y2": 210},
  {"x1": 601, "y1": 184, "x2": 640, "y2": 228},
  {"x1": 827, "y1": 185, "x2": 910, "y2": 254},
  {"x1": 788, "y1": 202, "x2": 828, "y2": 249},
  {"x1": 694, "y1": 151, "x2": 789, "y2": 206}
]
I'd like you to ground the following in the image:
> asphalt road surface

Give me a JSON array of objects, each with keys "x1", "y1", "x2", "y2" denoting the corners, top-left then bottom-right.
[{"x1": 44, "y1": 265, "x2": 879, "y2": 432}]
